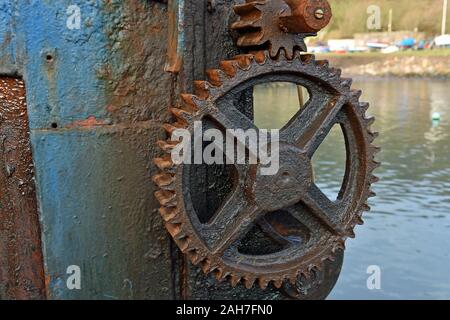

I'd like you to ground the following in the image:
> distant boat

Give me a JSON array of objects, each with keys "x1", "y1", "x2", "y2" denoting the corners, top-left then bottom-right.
[
  {"x1": 366, "y1": 42, "x2": 389, "y2": 49},
  {"x1": 381, "y1": 46, "x2": 400, "y2": 54},
  {"x1": 434, "y1": 35, "x2": 450, "y2": 47}
]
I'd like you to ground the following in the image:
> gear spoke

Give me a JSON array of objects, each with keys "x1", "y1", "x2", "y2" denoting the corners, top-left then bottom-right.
[
  {"x1": 206, "y1": 196, "x2": 261, "y2": 254},
  {"x1": 208, "y1": 100, "x2": 259, "y2": 133},
  {"x1": 300, "y1": 184, "x2": 346, "y2": 236},
  {"x1": 280, "y1": 95, "x2": 346, "y2": 157}
]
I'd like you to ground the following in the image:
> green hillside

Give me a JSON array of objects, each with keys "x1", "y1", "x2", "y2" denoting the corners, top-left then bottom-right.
[{"x1": 318, "y1": 0, "x2": 449, "y2": 40}]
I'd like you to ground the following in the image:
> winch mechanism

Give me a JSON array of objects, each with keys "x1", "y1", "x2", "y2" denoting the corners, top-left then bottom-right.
[{"x1": 154, "y1": 0, "x2": 379, "y2": 297}]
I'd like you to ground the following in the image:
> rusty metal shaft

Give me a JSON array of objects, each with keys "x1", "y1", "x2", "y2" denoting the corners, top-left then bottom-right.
[{"x1": 280, "y1": 0, "x2": 332, "y2": 33}]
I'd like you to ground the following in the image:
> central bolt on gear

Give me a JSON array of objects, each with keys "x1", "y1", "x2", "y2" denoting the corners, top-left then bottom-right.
[{"x1": 154, "y1": 50, "x2": 380, "y2": 290}]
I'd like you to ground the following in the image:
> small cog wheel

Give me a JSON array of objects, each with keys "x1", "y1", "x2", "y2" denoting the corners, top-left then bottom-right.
[
  {"x1": 153, "y1": 51, "x2": 379, "y2": 290},
  {"x1": 231, "y1": 0, "x2": 332, "y2": 59}
]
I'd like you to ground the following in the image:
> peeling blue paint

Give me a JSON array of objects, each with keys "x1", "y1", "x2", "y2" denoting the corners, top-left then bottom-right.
[{"x1": 1, "y1": 0, "x2": 174, "y2": 299}]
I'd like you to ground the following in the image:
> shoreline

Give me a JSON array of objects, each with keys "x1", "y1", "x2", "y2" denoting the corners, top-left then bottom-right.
[{"x1": 318, "y1": 52, "x2": 450, "y2": 78}]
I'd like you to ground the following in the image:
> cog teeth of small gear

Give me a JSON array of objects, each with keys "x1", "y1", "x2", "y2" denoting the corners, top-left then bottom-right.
[
  {"x1": 232, "y1": 1, "x2": 308, "y2": 59},
  {"x1": 316, "y1": 60, "x2": 329, "y2": 68},
  {"x1": 232, "y1": 1, "x2": 265, "y2": 17},
  {"x1": 350, "y1": 89, "x2": 363, "y2": 99},
  {"x1": 299, "y1": 53, "x2": 315, "y2": 63},
  {"x1": 341, "y1": 78, "x2": 353, "y2": 89}
]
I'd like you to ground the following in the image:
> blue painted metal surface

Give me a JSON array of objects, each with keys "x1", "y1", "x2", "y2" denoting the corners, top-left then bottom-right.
[{"x1": 1, "y1": 0, "x2": 174, "y2": 299}]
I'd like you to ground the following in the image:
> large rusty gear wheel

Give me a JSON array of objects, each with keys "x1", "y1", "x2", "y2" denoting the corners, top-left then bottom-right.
[
  {"x1": 231, "y1": 0, "x2": 332, "y2": 59},
  {"x1": 153, "y1": 51, "x2": 379, "y2": 290}
]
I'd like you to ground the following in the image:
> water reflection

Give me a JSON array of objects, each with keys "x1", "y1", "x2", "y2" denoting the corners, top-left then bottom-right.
[{"x1": 253, "y1": 79, "x2": 450, "y2": 299}]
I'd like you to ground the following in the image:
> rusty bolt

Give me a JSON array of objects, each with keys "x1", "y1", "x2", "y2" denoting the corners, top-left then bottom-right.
[
  {"x1": 314, "y1": 8, "x2": 325, "y2": 20},
  {"x1": 280, "y1": 0, "x2": 332, "y2": 34}
]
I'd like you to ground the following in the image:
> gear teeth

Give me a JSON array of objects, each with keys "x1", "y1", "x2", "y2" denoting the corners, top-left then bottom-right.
[
  {"x1": 180, "y1": 93, "x2": 200, "y2": 112},
  {"x1": 193, "y1": 81, "x2": 210, "y2": 100},
  {"x1": 177, "y1": 237, "x2": 190, "y2": 252},
  {"x1": 159, "y1": 207, "x2": 178, "y2": 223},
  {"x1": 242, "y1": 276, "x2": 256, "y2": 289},
  {"x1": 219, "y1": 60, "x2": 238, "y2": 77},
  {"x1": 347, "y1": 229, "x2": 356, "y2": 239},
  {"x1": 165, "y1": 222, "x2": 182, "y2": 239},
  {"x1": 157, "y1": 140, "x2": 177, "y2": 153},
  {"x1": 155, "y1": 190, "x2": 176, "y2": 207},
  {"x1": 252, "y1": 50, "x2": 267, "y2": 64},
  {"x1": 236, "y1": 31, "x2": 265, "y2": 47},
  {"x1": 233, "y1": 54, "x2": 255, "y2": 70},
  {"x1": 300, "y1": 54, "x2": 315, "y2": 63},
  {"x1": 370, "y1": 175, "x2": 380, "y2": 184},
  {"x1": 152, "y1": 173, "x2": 175, "y2": 189},
  {"x1": 360, "y1": 102, "x2": 370, "y2": 111},
  {"x1": 169, "y1": 107, "x2": 192, "y2": 123},
  {"x1": 362, "y1": 203, "x2": 371, "y2": 211},
  {"x1": 371, "y1": 160, "x2": 381, "y2": 169},
  {"x1": 162, "y1": 123, "x2": 180, "y2": 136},
  {"x1": 316, "y1": 60, "x2": 329, "y2": 68},
  {"x1": 188, "y1": 250, "x2": 202, "y2": 265},
  {"x1": 230, "y1": 275, "x2": 241, "y2": 288},
  {"x1": 258, "y1": 278, "x2": 270, "y2": 290},
  {"x1": 154, "y1": 155, "x2": 174, "y2": 171},
  {"x1": 273, "y1": 279, "x2": 284, "y2": 289},
  {"x1": 330, "y1": 67, "x2": 342, "y2": 77},
  {"x1": 351, "y1": 89, "x2": 363, "y2": 99},
  {"x1": 230, "y1": 18, "x2": 262, "y2": 30},
  {"x1": 354, "y1": 215, "x2": 365, "y2": 226},
  {"x1": 368, "y1": 131, "x2": 379, "y2": 143},
  {"x1": 214, "y1": 268, "x2": 225, "y2": 282},
  {"x1": 232, "y1": 1, "x2": 264, "y2": 16},
  {"x1": 369, "y1": 190, "x2": 377, "y2": 198},
  {"x1": 365, "y1": 116, "x2": 376, "y2": 126},
  {"x1": 341, "y1": 78, "x2": 353, "y2": 89},
  {"x1": 200, "y1": 259, "x2": 212, "y2": 273},
  {"x1": 206, "y1": 69, "x2": 225, "y2": 87},
  {"x1": 372, "y1": 145, "x2": 381, "y2": 155}
]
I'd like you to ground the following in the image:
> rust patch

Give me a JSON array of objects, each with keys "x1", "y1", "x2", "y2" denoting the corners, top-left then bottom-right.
[
  {"x1": 100, "y1": 0, "x2": 172, "y2": 124},
  {"x1": 65, "y1": 115, "x2": 106, "y2": 129},
  {"x1": 0, "y1": 77, "x2": 46, "y2": 300}
]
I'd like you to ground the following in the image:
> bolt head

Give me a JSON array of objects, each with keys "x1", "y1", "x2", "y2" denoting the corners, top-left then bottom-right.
[{"x1": 314, "y1": 8, "x2": 325, "y2": 20}]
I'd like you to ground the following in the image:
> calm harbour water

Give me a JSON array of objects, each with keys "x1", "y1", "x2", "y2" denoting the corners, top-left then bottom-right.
[{"x1": 254, "y1": 78, "x2": 450, "y2": 300}]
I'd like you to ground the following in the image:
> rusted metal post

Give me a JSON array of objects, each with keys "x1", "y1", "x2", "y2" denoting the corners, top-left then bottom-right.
[{"x1": 0, "y1": 78, "x2": 46, "y2": 300}]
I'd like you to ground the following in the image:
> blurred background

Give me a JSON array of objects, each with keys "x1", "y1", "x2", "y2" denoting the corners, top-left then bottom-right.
[{"x1": 254, "y1": 0, "x2": 450, "y2": 299}]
